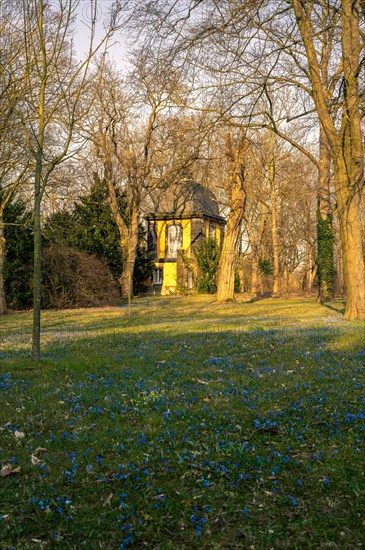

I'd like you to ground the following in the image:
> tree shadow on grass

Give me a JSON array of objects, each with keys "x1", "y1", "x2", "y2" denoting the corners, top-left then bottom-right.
[
  {"x1": 1, "y1": 316, "x2": 364, "y2": 374},
  {"x1": 321, "y1": 301, "x2": 345, "y2": 315}
]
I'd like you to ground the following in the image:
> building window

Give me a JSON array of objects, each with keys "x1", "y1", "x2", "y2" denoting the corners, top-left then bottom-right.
[
  {"x1": 153, "y1": 268, "x2": 163, "y2": 284},
  {"x1": 166, "y1": 223, "x2": 182, "y2": 258},
  {"x1": 147, "y1": 221, "x2": 157, "y2": 257},
  {"x1": 209, "y1": 222, "x2": 216, "y2": 240}
]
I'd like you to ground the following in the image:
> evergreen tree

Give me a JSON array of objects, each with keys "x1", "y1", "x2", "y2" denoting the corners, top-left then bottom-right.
[
  {"x1": 44, "y1": 177, "x2": 152, "y2": 294},
  {"x1": 4, "y1": 198, "x2": 33, "y2": 310},
  {"x1": 195, "y1": 238, "x2": 221, "y2": 294}
]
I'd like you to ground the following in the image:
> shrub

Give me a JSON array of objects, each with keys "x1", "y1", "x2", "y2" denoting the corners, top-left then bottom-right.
[
  {"x1": 195, "y1": 238, "x2": 221, "y2": 294},
  {"x1": 41, "y1": 245, "x2": 120, "y2": 309}
]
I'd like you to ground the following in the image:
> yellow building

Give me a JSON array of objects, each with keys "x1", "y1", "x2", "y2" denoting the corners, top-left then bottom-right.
[{"x1": 145, "y1": 181, "x2": 225, "y2": 295}]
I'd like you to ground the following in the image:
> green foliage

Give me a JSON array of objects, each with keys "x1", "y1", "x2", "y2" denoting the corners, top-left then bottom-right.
[
  {"x1": 317, "y1": 210, "x2": 334, "y2": 300},
  {"x1": 194, "y1": 237, "x2": 221, "y2": 293},
  {"x1": 4, "y1": 197, "x2": 33, "y2": 310},
  {"x1": 258, "y1": 258, "x2": 273, "y2": 275}
]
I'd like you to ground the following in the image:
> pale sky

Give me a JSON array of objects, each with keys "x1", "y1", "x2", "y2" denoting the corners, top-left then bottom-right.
[{"x1": 73, "y1": 0, "x2": 131, "y2": 73}]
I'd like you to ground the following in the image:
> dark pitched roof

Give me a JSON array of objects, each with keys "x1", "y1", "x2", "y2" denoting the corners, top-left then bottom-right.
[{"x1": 148, "y1": 181, "x2": 223, "y2": 220}]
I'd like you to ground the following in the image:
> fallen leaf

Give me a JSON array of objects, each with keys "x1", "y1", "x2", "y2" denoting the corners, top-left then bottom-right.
[
  {"x1": 103, "y1": 493, "x2": 114, "y2": 506},
  {"x1": 33, "y1": 447, "x2": 47, "y2": 454},
  {"x1": 1, "y1": 464, "x2": 12, "y2": 477},
  {"x1": 14, "y1": 431, "x2": 25, "y2": 439},
  {"x1": 31, "y1": 455, "x2": 43, "y2": 466},
  {"x1": 1, "y1": 464, "x2": 21, "y2": 477}
]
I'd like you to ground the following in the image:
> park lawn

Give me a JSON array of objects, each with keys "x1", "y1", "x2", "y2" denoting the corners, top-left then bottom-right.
[{"x1": 0, "y1": 296, "x2": 364, "y2": 549}]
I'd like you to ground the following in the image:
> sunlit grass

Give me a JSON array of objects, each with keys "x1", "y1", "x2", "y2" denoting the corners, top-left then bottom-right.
[{"x1": 0, "y1": 296, "x2": 364, "y2": 548}]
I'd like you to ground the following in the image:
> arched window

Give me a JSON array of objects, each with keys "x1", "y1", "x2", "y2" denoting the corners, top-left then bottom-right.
[{"x1": 166, "y1": 223, "x2": 182, "y2": 258}]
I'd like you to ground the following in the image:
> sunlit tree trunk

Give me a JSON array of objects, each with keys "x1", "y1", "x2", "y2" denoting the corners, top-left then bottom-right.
[
  {"x1": 216, "y1": 135, "x2": 246, "y2": 302},
  {"x1": 269, "y1": 134, "x2": 280, "y2": 296}
]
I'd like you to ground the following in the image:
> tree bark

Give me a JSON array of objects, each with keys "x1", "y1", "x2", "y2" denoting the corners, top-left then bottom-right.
[
  {"x1": 121, "y1": 205, "x2": 139, "y2": 312},
  {"x1": 317, "y1": 124, "x2": 334, "y2": 302},
  {"x1": 250, "y1": 243, "x2": 259, "y2": 298},
  {"x1": 216, "y1": 168, "x2": 246, "y2": 302},
  {"x1": 335, "y1": 156, "x2": 365, "y2": 320},
  {"x1": 0, "y1": 210, "x2": 6, "y2": 315},
  {"x1": 32, "y1": 153, "x2": 43, "y2": 361},
  {"x1": 269, "y1": 134, "x2": 280, "y2": 296},
  {"x1": 104, "y1": 157, "x2": 129, "y2": 300}
]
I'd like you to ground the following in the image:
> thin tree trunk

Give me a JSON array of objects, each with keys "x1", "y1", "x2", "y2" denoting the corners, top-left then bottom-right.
[
  {"x1": 317, "y1": 124, "x2": 334, "y2": 302},
  {"x1": 305, "y1": 245, "x2": 316, "y2": 292},
  {"x1": 104, "y1": 159, "x2": 129, "y2": 300},
  {"x1": 32, "y1": 154, "x2": 43, "y2": 361},
  {"x1": 251, "y1": 244, "x2": 259, "y2": 298},
  {"x1": 0, "y1": 210, "x2": 6, "y2": 315},
  {"x1": 32, "y1": 2, "x2": 46, "y2": 361},
  {"x1": 121, "y1": 206, "x2": 139, "y2": 314},
  {"x1": 269, "y1": 135, "x2": 280, "y2": 296}
]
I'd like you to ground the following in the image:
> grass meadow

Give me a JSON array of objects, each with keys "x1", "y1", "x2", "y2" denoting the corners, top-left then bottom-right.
[{"x1": 0, "y1": 296, "x2": 364, "y2": 549}]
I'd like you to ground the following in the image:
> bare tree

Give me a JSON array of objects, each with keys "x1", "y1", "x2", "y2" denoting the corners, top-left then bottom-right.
[
  {"x1": 289, "y1": 0, "x2": 365, "y2": 319},
  {"x1": 86, "y1": 55, "x2": 202, "y2": 309},
  {"x1": 6, "y1": 0, "x2": 124, "y2": 359}
]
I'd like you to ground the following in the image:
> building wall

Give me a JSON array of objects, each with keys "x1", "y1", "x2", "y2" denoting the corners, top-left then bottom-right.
[
  {"x1": 151, "y1": 217, "x2": 224, "y2": 294},
  {"x1": 161, "y1": 262, "x2": 177, "y2": 295},
  {"x1": 156, "y1": 219, "x2": 192, "y2": 259}
]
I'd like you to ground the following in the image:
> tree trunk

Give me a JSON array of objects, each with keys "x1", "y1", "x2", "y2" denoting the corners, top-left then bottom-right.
[
  {"x1": 121, "y1": 206, "x2": 139, "y2": 312},
  {"x1": 317, "y1": 124, "x2": 334, "y2": 302},
  {"x1": 32, "y1": 154, "x2": 43, "y2": 361},
  {"x1": 337, "y1": 0, "x2": 365, "y2": 319},
  {"x1": 104, "y1": 159, "x2": 129, "y2": 300},
  {"x1": 335, "y1": 157, "x2": 365, "y2": 320},
  {"x1": 216, "y1": 172, "x2": 246, "y2": 302},
  {"x1": 251, "y1": 245, "x2": 259, "y2": 298},
  {"x1": 269, "y1": 135, "x2": 280, "y2": 296},
  {"x1": 0, "y1": 210, "x2": 6, "y2": 315},
  {"x1": 305, "y1": 244, "x2": 316, "y2": 292}
]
